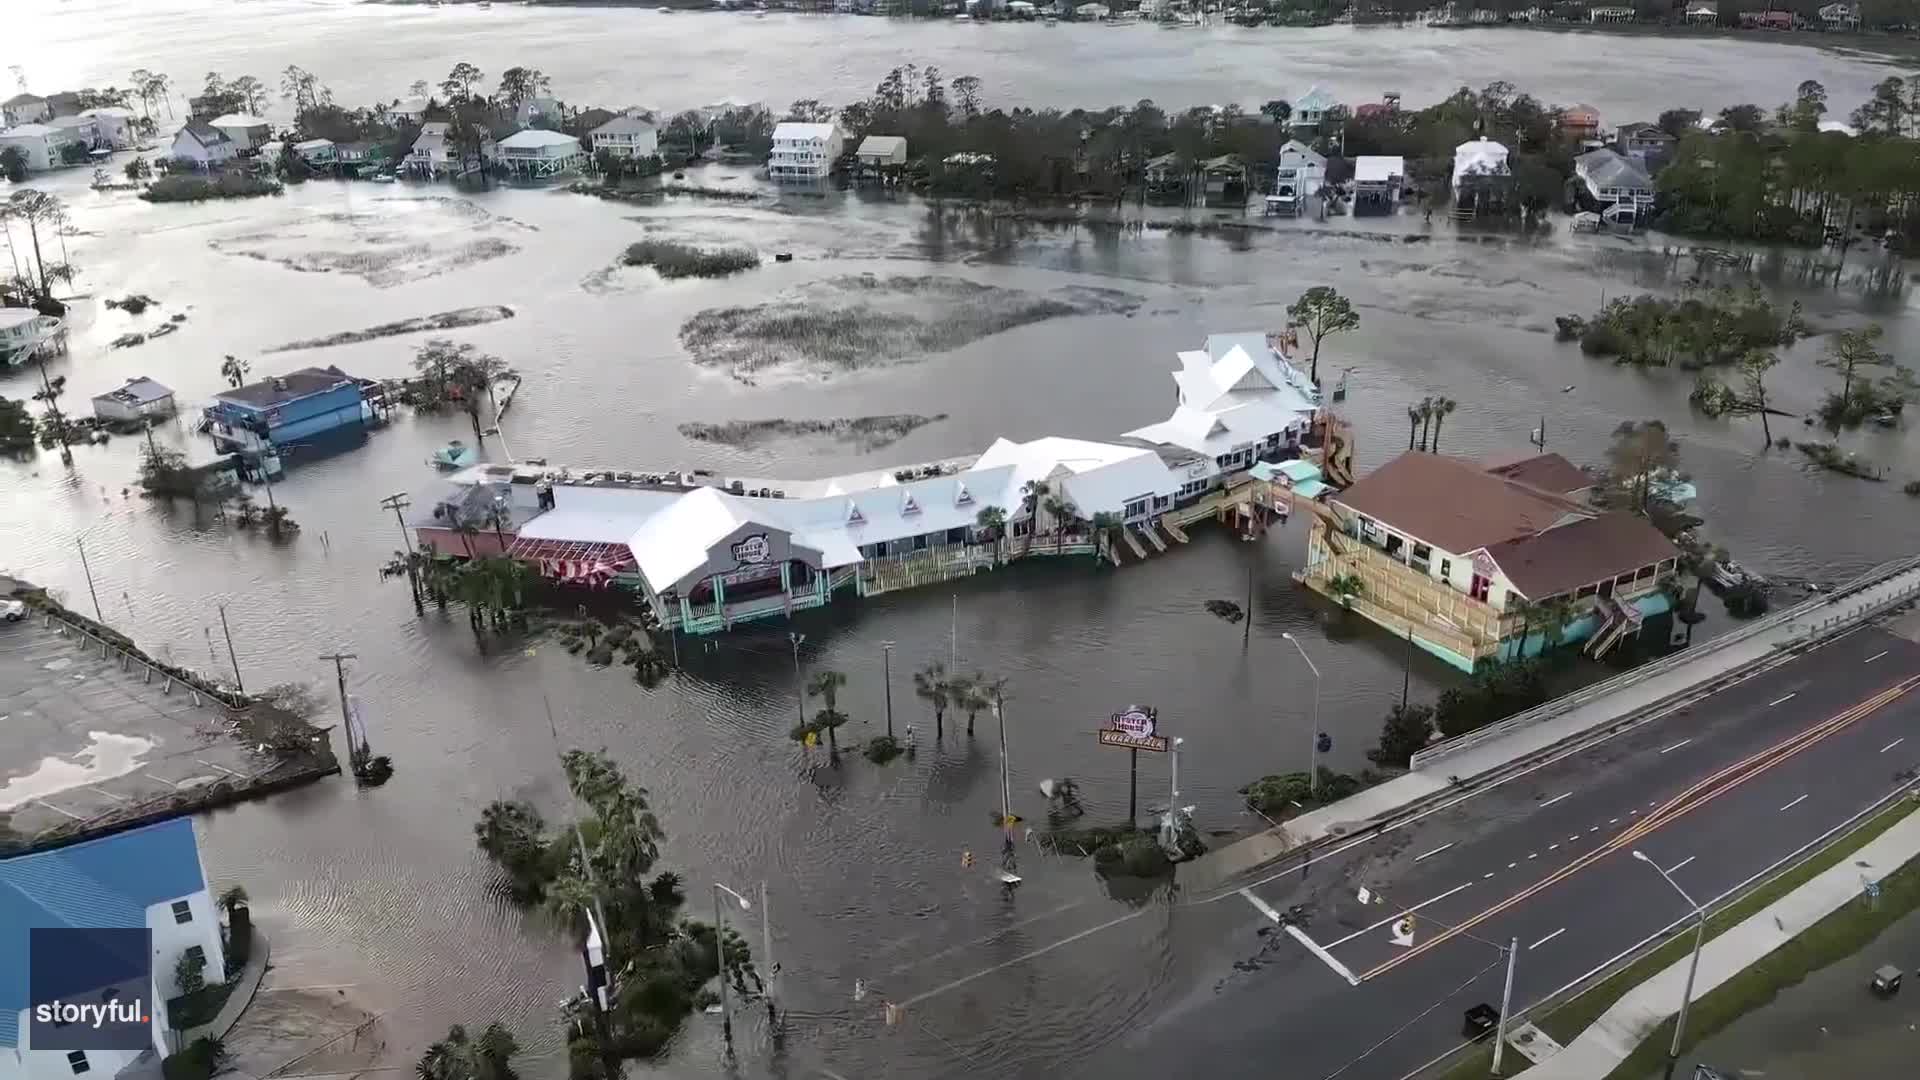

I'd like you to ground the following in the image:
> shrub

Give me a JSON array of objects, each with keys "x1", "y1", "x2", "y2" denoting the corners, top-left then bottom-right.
[
  {"x1": 1368, "y1": 703, "x2": 1436, "y2": 769},
  {"x1": 621, "y1": 240, "x2": 758, "y2": 279},
  {"x1": 174, "y1": 948, "x2": 207, "y2": 997},
  {"x1": 162, "y1": 1038, "x2": 226, "y2": 1080},
  {"x1": 141, "y1": 172, "x2": 283, "y2": 203},
  {"x1": 863, "y1": 735, "x2": 903, "y2": 764}
]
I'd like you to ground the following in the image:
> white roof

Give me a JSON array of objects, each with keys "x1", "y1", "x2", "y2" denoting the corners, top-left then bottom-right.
[
  {"x1": 856, "y1": 135, "x2": 906, "y2": 156},
  {"x1": 973, "y1": 436, "x2": 1173, "y2": 517},
  {"x1": 591, "y1": 113, "x2": 656, "y2": 136},
  {"x1": 515, "y1": 485, "x2": 683, "y2": 545},
  {"x1": 47, "y1": 115, "x2": 92, "y2": 129},
  {"x1": 293, "y1": 138, "x2": 334, "y2": 151},
  {"x1": 1354, "y1": 155, "x2": 1406, "y2": 183},
  {"x1": 627, "y1": 488, "x2": 784, "y2": 591},
  {"x1": 498, "y1": 129, "x2": 580, "y2": 150},
  {"x1": 1, "y1": 124, "x2": 56, "y2": 138},
  {"x1": 1453, "y1": 137, "x2": 1510, "y2": 183},
  {"x1": 1277, "y1": 139, "x2": 1326, "y2": 168},
  {"x1": 92, "y1": 377, "x2": 174, "y2": 405},
  {"x1": 210, "y1": 113, "x2": 268, "y2": 128},
  {"x1": 0, "y1": 308, "x2": 43, "y2": 330},
  {"x1": 80, "y1": 107, "x2": 134, "y2": 120},
  {"x1": 1818, "y1": 119, "x2": 1857, "y2": 136},
  {"x1": 1126, "y1": 396, "x2": 1308, "y2": 457},
  {"x1": 773, "y1": 121, "x2": 837, "y2": 141}
]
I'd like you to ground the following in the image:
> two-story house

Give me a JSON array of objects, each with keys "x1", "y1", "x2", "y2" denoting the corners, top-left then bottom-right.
[
  {"x1": 1289, "y1": 86, "x2": 1338, "y2": 133},
  {"x1": 1, "y1": 94, "x2": 50, "y2": 128},
  {"x1": 1575, "y1": 148, "x2": 1656, "y2": 221},
  {"x1": 208, "y1": 366, "x2": 371, "y2": 457},
  {"x1": 168, "y1": 121, "x2": 236, "y2": 168},
  {"x1": 1301, "y1": 451, "x2": 1679, "y2": 670},
  {"x1": 1614, "y1": 122, "x2": 1677, "y2": 168},
  {"x1": 0, "y1": 125, "x2": 76, "y2": 172},
  {"x1": 0, "y1": 819, "x2": 228, "y2": 1080},
  {"x1": 1268, "y1": 139, "x2": 1327, "y2": 217},
  {"x1": 768, "y1": 121, "x2": 843, "y2": 182},
  {"x1": 588, "y1": 112, "x2": 659, "y2": 160}
]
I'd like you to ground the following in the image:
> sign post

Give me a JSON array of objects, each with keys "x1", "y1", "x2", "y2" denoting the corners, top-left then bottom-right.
[{"x1": 1098, "y1": 706, "x2": 1168, "y2": 829}]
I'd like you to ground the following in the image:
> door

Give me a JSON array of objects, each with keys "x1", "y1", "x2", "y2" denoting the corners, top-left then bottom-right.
[{"x1": 1469, "y1": 573, "x2": 1491, "y2": 603}]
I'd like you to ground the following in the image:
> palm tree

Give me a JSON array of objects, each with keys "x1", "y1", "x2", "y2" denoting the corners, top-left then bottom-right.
[
  {"x1": 1429, "y1": 397, "x2": 1458, "y2": 454},
  {"x1": 1407, "y1": 404, "x2": 1421, "y2": 450},
  {"x1": 952, "y1": 673, "x2": 988, "y2": 737},
  {"x1": 805, "y1": 669, "x2": 850, "y2": 760},
  {"x1": 217, "y1": 885, "x2": 249, "y2": 915},
  {"x1": 1505, "y1": 596, "x2": 1540, "y2": 659},
  {"x1": 218, "y1": 354, "x2": 250, "y2": 389},
  {"x1": 1534, "y1": 595, "x2": 1576, "y2": 654},
  {"x1": 416, "y1": 1023, "x2": 521, "y2": 1080},
  {"x1": 1089, "y1": 511, "x2": 1121, "y2": 563},
  {"x1": 974, "y1": 505, "x2": 1007, "y2": 563},
  {"x1": 1326, "y1": 573, "x2": 1364, "y2": 608},
  {"x1": 1416, "y1": 396, "x2": 1436, "y2": 452},
  {"x1": 913, "y1": 660, "x2": 950, "y2": 740},
  {"x1": 1043, "y1": 493, "x2": 1073, "y2": 553},
  {"x1": 1019, "y1": 479, "x2": 1050, "y2": 556}
]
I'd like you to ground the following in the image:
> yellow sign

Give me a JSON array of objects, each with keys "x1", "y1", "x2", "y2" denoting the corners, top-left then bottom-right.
[{"x1": 804, "y1": 731, "x2": 818, "y2": 747}]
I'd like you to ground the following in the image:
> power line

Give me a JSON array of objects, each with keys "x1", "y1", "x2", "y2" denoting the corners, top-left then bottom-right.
[{"x1": 1319, "y1": 953, "x2": 1504, "y2": 1080}]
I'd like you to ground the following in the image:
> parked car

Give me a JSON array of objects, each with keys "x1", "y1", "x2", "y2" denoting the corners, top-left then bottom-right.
[{"x1": 2, "y1": 599, "x2": 26, "y2": 621}]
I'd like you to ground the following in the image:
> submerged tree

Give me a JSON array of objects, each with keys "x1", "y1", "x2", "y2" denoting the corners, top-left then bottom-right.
[
  {"x1": 1287, "y1": 286, "x2": 1360, "y2": 387},
  {"x1": 800, "y1": 668, "x2": 850, "y2": 761},
  {"x1": 1602, "y1": 420, "x2": 1682, "y2": 516},
  {"x1": 913, "y1": 660, "x2": 951, "y2": 740},
  {"x1": 416, "y1": 1024, "x2": 521, "y2": 1080}
]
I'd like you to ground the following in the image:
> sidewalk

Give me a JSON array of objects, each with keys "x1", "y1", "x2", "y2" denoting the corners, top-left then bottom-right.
[
  {"x1": 1184, "y1": 559, "x2": 1920, "y2": 894},
  {"x1": 1529, "y1": 799, "x2": 1920, "y2": 1078}
]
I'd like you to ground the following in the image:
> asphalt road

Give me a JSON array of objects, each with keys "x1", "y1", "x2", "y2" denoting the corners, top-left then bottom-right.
[{"x1": 1061, "y1": 625, "x2": 1920, "y2": 1080}]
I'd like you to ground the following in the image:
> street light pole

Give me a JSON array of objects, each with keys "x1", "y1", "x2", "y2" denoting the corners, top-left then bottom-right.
[
  {"x1": 881, "y1": 640, "x2": 895, "y2": 739},
  {"x1": 789, "y1": 632, "x2": 806, "y2": 734},
  {"x1": 758, "y1": 880, "x2": 776, "y2": 1025},
  {"x1": 712, "y1": 884, "x2": 734, "y2": 1059},
  {"x1": 1282, "y1": 632, "x2": 1322, "y2": 798},
  {"x1": 1632, "y1": 850, "x2": 1707, "y2": 1058},
  {"x1": 74, "y1": 534, "x2": 103, "y2": 623}
]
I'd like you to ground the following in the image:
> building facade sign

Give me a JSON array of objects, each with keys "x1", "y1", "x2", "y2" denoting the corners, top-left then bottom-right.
[{"x1": 731, "y1": 533, "x2": 771, "y2": 566}]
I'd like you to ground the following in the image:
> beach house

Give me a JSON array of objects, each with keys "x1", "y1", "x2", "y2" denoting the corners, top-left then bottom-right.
[
  {"x1": 1574, "y1": 148, "x2": 1655, "y2": 221},
  {"x1": 0, "y1": 93, "x2": 49, "y2": 128},
  {"x1": 78, "y1": 107, "x2": 136, "y2": 149},
  {"x1": 588, "y1": 112, "x2": 659, "y2": 159},
  {"x1": 208, "y1": 366, "x2": 371, "y2": 456},
  {"x1": 1299, "y1": 451, "x2": 1679, "y2": 670},
  {"x1": 496, "y1": 129, "x2": 585, "y2": 178},
  {"x1": 208, "y1": 114, "x2": 271, "y2": 151},
  {"x1": 0, "y1": 125, "x2": 75, "y2": 172},
  {"x1": 168, "y1": 121, "x2": 236, "y2": 168},
  {"x1": 91, "y1": 377, "x2": 176, "y2": 425},
  {"x1": 768, "y1": 121, "x2": 842, "y2": 182},
  {"x1": 0, "y1": 819, "x2": 227, "y2": 1080}
]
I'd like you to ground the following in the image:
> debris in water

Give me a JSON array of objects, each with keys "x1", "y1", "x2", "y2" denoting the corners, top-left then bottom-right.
[{"x1": 1205, "y1": 600, "x2": 1245, "y2": 623}]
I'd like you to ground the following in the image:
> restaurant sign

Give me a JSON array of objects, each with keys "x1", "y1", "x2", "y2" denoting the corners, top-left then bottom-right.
[
  {"x1": 1098, "y1": 705, "x2": 1169, "y2": 752},
  {"x1": 730, "y1": 533, "x2": 772, "y2": 566}
]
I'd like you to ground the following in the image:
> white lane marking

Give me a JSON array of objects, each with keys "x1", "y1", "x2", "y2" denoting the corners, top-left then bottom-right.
[
  {"x1": 1667, "y1": 855, "x2": 1697, "y2": 873},
  {"x1": 1660, "y1": 739, "x2": 1692, "y2": 754},
  {"x1": 1589, "y1": 825, "x2": 1599, "y2": 832},
  {"x1": 1866, "y1": 650, "x2": 1888, "y2": 663},
  {"x1": 1414, "y1": 843, "x2": 1454, "y2": 862},
  {"x1": 1528, "y1": 853, "x2": 1538, "y2": 860},
  {"x1": 1548, "y1": 844, "x2": 1559, "y2": 852},
  {"x1": 1483, "y1": 872, "x2": 1494, "y2": 879},
  {"x1": 1882, "y1": 738, "x2": 1905, "y2": 754},
  {"x1": 1324, "y1": 883, "x2": 1477, "y2": 948},
  {"x1": 1767, "y1": 692, "x2": 1798, "y2": 707},
  {"x1": 1540, "y1": 792, "x2": 1573, "y2": 808},
  {"x1": 1286, "y1": 924, "x2": 1361, "y2": 985},
  {"x1": 1568, "y1": 835, "x2": 1580, "y2": 843},
  {"x1": 1239, "y1": 888, "x2": 1282, "y2": 923},
  {"x1": 1609, "y1": 818, "x2": 1619, "y2": 825},
  {"x1": 1529, "y1": 928, "x2": 1567, "y2": 951},
  {"x1": 1508, "y1": 862, "x2": 1517, "y2": 869},
  {"x1": 1779, "y1": 794, "x2": 1810, "y2": 812}
]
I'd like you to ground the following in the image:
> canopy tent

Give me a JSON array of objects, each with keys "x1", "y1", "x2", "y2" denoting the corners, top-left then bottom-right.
[{"x1": 505, "y1": 536, "x2": 636, "y2": 587}]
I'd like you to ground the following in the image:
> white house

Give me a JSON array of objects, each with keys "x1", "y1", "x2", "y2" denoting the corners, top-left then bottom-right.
[
  {"x1": 0, "y1": 819, "x2": 228, "y2": 1080},
  {"x1": 1352, "y1": 155, "x2": 1406, "y2": 209},
  {"x1": 78, "y1": 107, "x2": 136, "y2": 149},
  {"x1": 1124, "y1": 331, "x2": 1319, "y2": 480},
  {"x1": 208, "y1": 114, "x2": 270, "y2": 151},
  {"x1": 388, "y1": 96, "x2": 431, "y2": 124},
  {"x1": 1452, "y1": 136, "x2": 1512, "y2": 203},
  {"x1": 1574, "y1": 148, "x2": 1654, "y2": 219},
  {"x1": 404, "y1": 121, "x2": 486, "y2": 179},
  {"x1": 1820, "y1": 1, "x2": 1860, "y2": 28},
  {"x1": 1269, "y1": 139, "x2": 1326, "y2": 216},
  {"x1": 768, "y1": 121, "x2": 842, "y2": 182},
  {"x1": 0, "y1": 125, "x2": 76, "y2": 172},
  {"x1": 92, "y1": 377, "x2": 176, "y2": 424},
  {"x1": 1289, "y1": 86, "x2": 1338, "y2": 131},
  {"x1": 293, "y1": 138, "x2": 336, "y2": 164},
  {"x1": 169, "y1": 121, "x2": 236, "y2": 167},
  {"x1": 44, "y1": 115, "x2": 98, "y2": 150},
  {"x1": 496, "y1": 129, "x2": 585, "y2": 177},
  {"x1": 587, "y1": 112, "x2": 659, "y2": 159},
  {"x1": 1, "y1": 309, "x2": 64, "y2": 368},
  {"x1": 513, "y1": 96, "x2": 565, "y2": 130},
  {"x1": 854, "y1": 135, "x2": 908, "y2": 169},
  {"x1": 1, "y1": 93, "x2": 49, "y2": 128}
]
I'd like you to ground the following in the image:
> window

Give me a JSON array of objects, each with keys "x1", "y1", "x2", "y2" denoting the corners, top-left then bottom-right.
[
  {"x1": 171, "y1": 900, "x2": 193, "y2": 924},
  {"x1": 946, "y1": 527, "x2": 967, "y2": 545},
  {"x1": 1384, "y1": 534, "x2": 1405, "y2": 559},
  {"x1": 1576, "y1": 583, "x2": 1598, "y2": 598},
  {"x1": 1439, "y1": 558, "x2": 1452, "y2": 581},
  {"x1": 1153, "y1": 494, "x2": 1171, "y2": 510},
  {"x1": 912, "y1": 534, "x2": 928, "y2": 551},
  {"x1": 68, "y1": 1053, "x2": 90, "y2": 1075},
  {"x1": 1123, "y1": 497, "x2": 1149, "y2": 519},
  {"x1": 184, "y1": 945, "x2": 205, "y2": 965},
  {"x1": 1411, "y1": 543, "x2": 1432, "y2": 566}
]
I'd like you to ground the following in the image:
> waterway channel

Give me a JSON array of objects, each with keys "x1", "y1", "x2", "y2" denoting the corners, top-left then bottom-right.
[{"x1": 5, "y1": 4, "x2": 1920, "y2": 1078}]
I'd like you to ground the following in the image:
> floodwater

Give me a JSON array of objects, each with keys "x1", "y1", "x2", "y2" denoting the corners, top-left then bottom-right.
[{"x1": 4, "y1": 4, "x2": 1920, "y2": 1079}]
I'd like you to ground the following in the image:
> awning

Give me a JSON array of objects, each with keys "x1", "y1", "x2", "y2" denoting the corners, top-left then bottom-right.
[{"x1": 505, "y1": 537, "x2": 636, "y2": 587}]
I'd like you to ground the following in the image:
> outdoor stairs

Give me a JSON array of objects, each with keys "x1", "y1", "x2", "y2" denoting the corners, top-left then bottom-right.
[
  {"x1": 1587, "y1": 594, "x2": 1643, "y2": 660},
  {"x1": 1141, "y1": 522, "x2": 1169, "y2": 553},
  {"x1": 1160, "y1": 516, "x2": 1190, "y2": 544},
  {"x1": 1122, "y1": 529, "x2": 1150, "y2": 560}
]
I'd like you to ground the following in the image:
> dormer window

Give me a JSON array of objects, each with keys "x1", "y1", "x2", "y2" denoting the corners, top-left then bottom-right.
[
  {"x1": 955, "y1": 482, "x2": 973, "y2": 506},
  {"x1": 846, "y1": 500, "x2": 865, "y2": 525},
  {"x1": 901, "y1": 491, "x2": 921, "y2": 515}
]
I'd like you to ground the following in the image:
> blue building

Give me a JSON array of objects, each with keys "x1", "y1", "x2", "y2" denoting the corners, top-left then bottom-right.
[
  {"x1": 1, "y1": 819, "x2": 227, "y2": 1080},
  {"x1": 209, "y1": 366, "x2": 369, "y2": 456}
]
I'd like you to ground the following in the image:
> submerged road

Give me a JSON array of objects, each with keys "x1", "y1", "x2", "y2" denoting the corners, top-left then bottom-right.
[{"x1": 1065, "y1": 625, "x2": 1920, "y2": 1080}]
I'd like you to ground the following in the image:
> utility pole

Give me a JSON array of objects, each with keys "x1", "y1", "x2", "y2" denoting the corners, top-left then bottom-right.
[
  {"x1": 74, "y1": 535, "x2": 103, "y2": 623},
  {"x1": 1402, "y1": 623, "x2": 1414, "y2": 710},
  {"x1": 217, "y1": 603, "x2": 244, "y2": 691},
  {"x1": 712, "y1": 885, "x2": 734, "y2": 1059},
  {"x1": 950, "y1": 594, "x2": 957, "y2": 674},
  {"x1": 546, "y1": 697, "x2": 622, "y2": 1080},
  {"x1": 759, "y1": 880, "x2": 777, "y2": 1026},
  {"x1": 1491, "y1": 937, "x2": 1518, "y2": 1075},
  {"x1": 993, "y1": 684, "x2": 1016, "y2": 875},
  {"x1": 880, "y1": 640, "x2": 895, "y2": 739},
  {"x1": 318, "y1": 651, "x2": 362, "y2": 772},
  {"x1": 379, "y1": 493, "x2": 421, "y2": 609},
  {"x1": 1243, "y1": 563, "x2": 1254, "y2": 647}
]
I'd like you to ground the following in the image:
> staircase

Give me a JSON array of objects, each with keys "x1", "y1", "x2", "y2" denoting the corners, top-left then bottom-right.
[
  {"x1": 1122, "y1": 529, "x2": 1149, "y2": 560},
  {"x1": 1587, "y1": 594, "x2": 1644, "y2": 660},
  {"x1": 1160, "y1": 516, "x2": 1190, "y2": 544},
  {"x1": 1141, "y1": 522, "x2": 1168, "y2": 553}
]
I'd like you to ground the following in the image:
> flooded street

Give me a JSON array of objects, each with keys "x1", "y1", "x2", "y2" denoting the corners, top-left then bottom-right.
[{"x1": 5, "y1": 4, "x2": 1920, "y2": 1078}]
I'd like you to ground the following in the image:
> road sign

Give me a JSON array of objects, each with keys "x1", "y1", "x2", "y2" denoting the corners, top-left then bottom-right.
[
  {"x1": 1099, "y1": 728, "x2": 1170, "y2": 752},
  {"x1": 1356, "y1": 887, "x2": 1375, "y2": 906},
  {"x1": 1390, "y1": 916, "x2": 1416, "y2": 948}
]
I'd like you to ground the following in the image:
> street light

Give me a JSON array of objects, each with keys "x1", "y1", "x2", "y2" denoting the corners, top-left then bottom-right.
[
  {"x1": 1631, "y1": 849, "x2": 1707, "y2": 1059},
  {"x1": 1281, "y1": 632, "x2": 1322, "y2": 798},
  {"x1": 712, "y1": 882, "x2": 752, "y2": 1059},
  {"x1": 789, "y1": 632, "x2": 807, "y2": 735}
]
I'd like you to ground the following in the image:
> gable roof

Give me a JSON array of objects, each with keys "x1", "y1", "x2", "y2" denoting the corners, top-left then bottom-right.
[
  {"x1": 1354, "y1": 155, "x2": 1405, "y2": 183},
  {"x1": 177, "y1": 119, "x2": 232, "y2": 149},
  {"x1": 216, "y1": 365, "x2": 356, "y2": 410},
  {"x1": 591, "y1": 112, "x2": 657, "y2": 137},
  {"x1": 1, "y1": 123, "x2": 56, "y2": 138},
  {"x1": 773, "y1": 121, "x2": 837, "y2": 141},
  {"x1": 210, "y1": 113, "x2": 268, "y2": 128},
  {"x1": 1293, "y1": 86, "x2": 1337, "y2": 112},
  {"x1": 856, "y1": 134, "x2": 907, "y2": 157},
  {"x1": 1483, "y1": 451, "x2": 1592, "y2": 495},
  {"x1": 1616, "y1": 121, "x2": 1675, "y2": 142},
  {"x1": 1576, "y1": 148, "x2": 1653, "y2": 190},
  {"x1": 93, "y1": 376, "x2": 174, "y2": 406},
  {"x1": 1332, "y1": 451, "x2": 1593, "y2": 554},
  {"x1": 498, "y1": 128, "x2": 580, "y2": 150},
  {"x1": 0, "y1": 818, "x2": 208, "y2": 1048},
  {"x1": 1482, "y1": 512, "x2": 1678, "y2": 600},
  {"x1": 2, "y1": 93, "x2": 45, "y2": 107}
]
